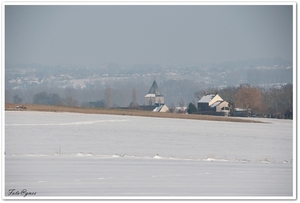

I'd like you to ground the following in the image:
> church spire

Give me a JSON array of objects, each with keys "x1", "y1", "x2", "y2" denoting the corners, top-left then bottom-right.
[{"x1": 147, "y1": 80, "x2": 162, "y2": 96}]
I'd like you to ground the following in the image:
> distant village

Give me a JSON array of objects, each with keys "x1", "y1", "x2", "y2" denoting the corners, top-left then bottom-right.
[
  {"x1": 6, "y1": 61, "x2": 293, "y2": 119},
  {"x1": 125, "y1": 80, "x2": 255, "y2": 118},
  {"x1": 10, "y1": 78, "x2": 293, "y2": 119}
]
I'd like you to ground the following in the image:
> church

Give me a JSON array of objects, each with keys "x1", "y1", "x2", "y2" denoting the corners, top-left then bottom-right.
[
  {"x1": 137, "y1": 80, "x2": 168, "y2": 112},
  {"x1": 144, "y1": 80, "x2": 164, "y2": 106}
]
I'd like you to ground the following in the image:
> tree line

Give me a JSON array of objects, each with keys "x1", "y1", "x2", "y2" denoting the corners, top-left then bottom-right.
[
  {"x1": 27, "y1": 86, "x2": 115, "y2": 108},
  {"x1": 11, "y1": 83, "x2": 293, "y2": 119},
  {"x1": 193, "y1": 84, "x2": 293, "y2": 119}
]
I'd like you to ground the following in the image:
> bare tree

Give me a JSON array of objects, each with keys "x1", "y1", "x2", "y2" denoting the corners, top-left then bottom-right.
[
  {"x1": 33, "y1": 91, "x2": 49, "y2": 104},
  {"x1": 49, "y1": 93, "x2": 62, "y2": 105},
  {"x1": 234, "y1": 86, "x2": 264, "y2": 113},
  {"x1": 262, "y1": 84, "x2": 292, "y2": 118},
  {"x1": 104, "y1": 86, "x2": 113, "y2": 108},
  {"x1": 63, "y1": 96, "x2": 78, "y2": 107},
  {"x1": 179, "y1": 98, "x2": 184, "y2": 107},
  {"x1": 63, "y1": 87, "x2": 78, "y2": 107},
  {"x1": 131, "y1": 87, "x2": 138, "y2": 107},
  {"x1": 13, "y1": 95, "x2": 22, "y2": 104}
]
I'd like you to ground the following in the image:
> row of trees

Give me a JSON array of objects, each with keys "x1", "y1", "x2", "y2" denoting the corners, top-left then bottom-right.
[
  {"x1": 194, "y1": 84, "x2": 293, "y2": 118},
  {"x1": 27, "y1": 86, "x2": 116, "y2": 108},
  {"x1": 11, "y1": 83, "x2": 293, "y2": 119},
  {"x1": 32, "y1": 91, "x2": 78, "y2": 107}
]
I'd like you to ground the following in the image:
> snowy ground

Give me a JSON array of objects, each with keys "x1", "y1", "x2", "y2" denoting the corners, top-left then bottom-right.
[{"x1": 4, "y1": 111, "x2": 294, "y2": 198}]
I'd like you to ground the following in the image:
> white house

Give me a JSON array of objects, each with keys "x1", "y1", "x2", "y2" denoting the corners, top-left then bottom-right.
[{"x1": 197, "y1": 94, "x2": 229, "y2": 115}]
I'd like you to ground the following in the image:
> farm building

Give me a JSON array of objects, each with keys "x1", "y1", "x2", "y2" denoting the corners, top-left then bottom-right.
[
  {"x1": 153, "y1": 104, "x2": 169, "y2": 113},
  {"x1": 197, "y1": 94, "x2": 230, "y2": 116},
  {"x1": 232, "y1": 108, "x2": 252, "y2": 117},
  {"x1": 174, "y1": 107, "x2": 188, "y2": 114}
]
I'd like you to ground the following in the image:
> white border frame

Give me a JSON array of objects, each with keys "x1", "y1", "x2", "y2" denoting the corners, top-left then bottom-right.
[{"x1": 1, "y1": 1, "x2": 297, "y2": 201}]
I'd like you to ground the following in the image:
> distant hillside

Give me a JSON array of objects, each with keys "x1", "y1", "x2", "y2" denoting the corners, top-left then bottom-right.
[{"x1": 5, "y1": 57, "x2": 293, "y2": 107}]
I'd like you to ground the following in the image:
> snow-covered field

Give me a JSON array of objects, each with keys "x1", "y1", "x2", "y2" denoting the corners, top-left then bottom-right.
[{"x1": 4, "y1": 111, "x2": 294, "y2": 199}]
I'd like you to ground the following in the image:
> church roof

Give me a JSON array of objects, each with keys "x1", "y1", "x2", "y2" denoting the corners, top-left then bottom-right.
[{"x1": 148, "y1": 80, "x2": 163, "y2": 96}]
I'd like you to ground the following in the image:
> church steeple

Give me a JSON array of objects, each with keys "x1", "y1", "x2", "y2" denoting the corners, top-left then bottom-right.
[
  {"x1": 144, "y1": 80, "x2": 165, "y2": 106},
  {"x1": 147, "y1": 80, "x2": 163, "y2": 96}
]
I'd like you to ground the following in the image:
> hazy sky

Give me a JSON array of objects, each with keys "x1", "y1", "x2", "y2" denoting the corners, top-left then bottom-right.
[{"x1": 5, "y1": 4, "x2": 293, "y2": 66}]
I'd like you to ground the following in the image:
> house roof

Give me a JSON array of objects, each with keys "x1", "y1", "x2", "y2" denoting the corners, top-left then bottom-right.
[
  {"x1": 153, "y1": 104, "x2": 169, "y2": 112},
  {"x1": 153, "y1": 105, "x2": 164, "y2": 112},
  {"x1": 148, "y1": 80, "x2": 162, "y2": 96},
  {"x1": 198, "y1": 94, "x2": 216, "y2": 103},
  {"x1": 210, "y1": 101, "x2": 222, "y2": 108}
]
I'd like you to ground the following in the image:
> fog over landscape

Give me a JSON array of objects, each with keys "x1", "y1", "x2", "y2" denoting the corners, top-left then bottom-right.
[
  {"x1": 5, "y1": 5, "x2": 293, "y2": 108},
  {"x1": 4, "y1": 5, "x2": 293, "y2": 111}
]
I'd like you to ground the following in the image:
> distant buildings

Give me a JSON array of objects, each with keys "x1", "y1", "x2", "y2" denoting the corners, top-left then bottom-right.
[
  {"x1": 137, "y1": 80, "x2": 231, "y2": 116},
  {"x1": 197, "y1": 94, "x2": 229, "y2": 116},
  {"x1": 142, "y1": 81, "x2": 230, "y2": 116},
  {"x1": 232, "y1": 108, "x2": 252, "y2": 117},
  {"x1": 138, "y1": 80, "x2": 169, "y2": 112},
  {"x1": 153, "y1": 104, "x2": 169, "y2": 113},
  {"x1": 174, "y1": 107, "x2": 188, "y2": 114},
  {"x1": 144, "y1": 80, "x2": 164, "y2": 106}
]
